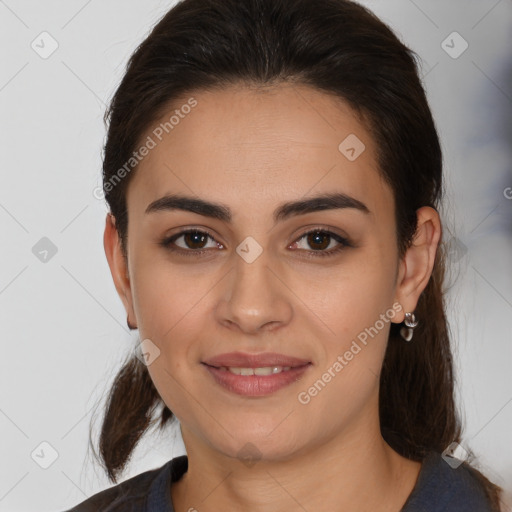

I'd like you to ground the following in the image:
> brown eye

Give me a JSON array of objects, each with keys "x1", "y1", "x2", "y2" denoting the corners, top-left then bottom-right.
[
  {"x1": 160, "y1": 227, "x2": 351, "y2": 259},
  {"x1": 305, "y1": 231, "x2": 332, "y2": 250},
  {"x1": 160, "y1": 229, "x2": 222, "y2": 255},
  {"x1": 290, "y1": 229, "x2": 352, "y2": 258},
  {"x1": 181, "y1": 231, "x2": 210, "y2": 249}
]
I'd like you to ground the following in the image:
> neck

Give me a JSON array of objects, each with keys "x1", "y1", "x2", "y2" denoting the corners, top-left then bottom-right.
[{"x1": 171, "y1": 400, "x2": 421, "y2": 512}]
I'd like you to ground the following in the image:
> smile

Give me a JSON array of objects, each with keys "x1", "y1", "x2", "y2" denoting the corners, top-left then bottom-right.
[
  {"x1": 202, "y1": 362, "x2": 312, "y2": 396},
  {"x1": 215, "y1": 366, "x2": 292, "y2": 375}
]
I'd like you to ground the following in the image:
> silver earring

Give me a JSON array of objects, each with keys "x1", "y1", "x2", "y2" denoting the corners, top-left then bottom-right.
[{"x1": 400, "y1": 312, "x2": 418, "y2": 342}]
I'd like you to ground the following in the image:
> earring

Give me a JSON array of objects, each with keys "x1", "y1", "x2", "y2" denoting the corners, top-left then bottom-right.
[{"x1": 400, "y1": 312, "x2": 418, "y2": 342}]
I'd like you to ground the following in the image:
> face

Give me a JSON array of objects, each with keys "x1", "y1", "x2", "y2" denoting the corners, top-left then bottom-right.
[{"x1": 107, "y1": 83, "x2": 416, "y2": 463}]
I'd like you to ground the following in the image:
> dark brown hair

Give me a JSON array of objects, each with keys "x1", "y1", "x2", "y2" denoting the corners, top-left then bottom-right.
[{"x1": 90, "y1": 0, "x2": 502, "y2": 507}]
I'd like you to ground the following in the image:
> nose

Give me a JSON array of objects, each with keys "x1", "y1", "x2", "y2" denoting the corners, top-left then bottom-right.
[{"x1": 215, "y1": 247, "x2": 293, "y2": 335}]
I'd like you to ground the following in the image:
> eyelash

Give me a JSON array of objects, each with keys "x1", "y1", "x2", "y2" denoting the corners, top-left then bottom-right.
[{"x1": 159, "y1": 227, "x2": 352, "y2": 259}]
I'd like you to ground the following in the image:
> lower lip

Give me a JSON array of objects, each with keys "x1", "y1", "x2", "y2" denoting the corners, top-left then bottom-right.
[{"x1": 202, "y1": 363, "x2": 312, "y2": 397}]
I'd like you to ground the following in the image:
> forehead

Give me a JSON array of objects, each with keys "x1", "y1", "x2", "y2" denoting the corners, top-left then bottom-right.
[{"x1": 126, "y1": 83, "x2": 393, "y2": 222}]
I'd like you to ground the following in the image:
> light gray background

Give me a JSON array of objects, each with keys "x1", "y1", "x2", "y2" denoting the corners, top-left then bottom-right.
[{"x1": 0, "y1": 1, "x2": 511, "y2": 510}]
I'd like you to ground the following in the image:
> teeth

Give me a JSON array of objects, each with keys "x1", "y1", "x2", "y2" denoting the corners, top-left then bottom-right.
[{"x1": 222, "y1": 366, "x2": 292, "y2": 375}]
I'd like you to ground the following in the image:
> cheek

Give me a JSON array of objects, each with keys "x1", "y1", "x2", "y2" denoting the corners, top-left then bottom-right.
[
  {"x1": 296, "y1": 248, "x2": 397, "y2": 405},
  {"x1": 131, "y1": 259, "x2": 207, "y2": 417},
  {"x1": 129, "y1": 248, "x2": 213, "y2": 341},
  {"x1": 297, "y1": 249, "x2": 396, "y2": 343},
  {"x1": 294, "y1": 269, "x2": 393, "y2": 426}
]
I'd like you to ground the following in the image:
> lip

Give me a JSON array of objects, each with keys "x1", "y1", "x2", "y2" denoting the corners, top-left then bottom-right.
[
  {"x1": 202, "y1": 364, "x2": 312, "y2": 396},
  {"x1": 203, "y1": 351, "x2": 311, "y2": 368},
  {"x1": 201, "y1": 352, "x2": 312, "y2": 397}
]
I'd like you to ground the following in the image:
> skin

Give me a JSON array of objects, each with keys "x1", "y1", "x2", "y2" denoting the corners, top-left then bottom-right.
[{"x1": 104, "y1": 82, "x2": 441, "y2": 512}]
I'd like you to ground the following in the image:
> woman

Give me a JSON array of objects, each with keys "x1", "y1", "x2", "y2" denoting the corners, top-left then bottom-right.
[{"x1": 67, "y1": 0, "x2": 504, "y2": 510}]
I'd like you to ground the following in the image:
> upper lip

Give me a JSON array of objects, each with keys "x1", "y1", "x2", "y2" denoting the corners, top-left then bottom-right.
[{"x1": 203, "y1": 352, "x2": 311, "y2": 368}]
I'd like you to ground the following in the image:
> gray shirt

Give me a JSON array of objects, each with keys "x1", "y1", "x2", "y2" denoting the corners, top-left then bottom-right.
[{"x1": 65, "y1": 452, "x2": 494, "y2": 511}]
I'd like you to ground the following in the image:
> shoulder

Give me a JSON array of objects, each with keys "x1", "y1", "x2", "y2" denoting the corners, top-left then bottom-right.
[
  {"x1": 402, "y1": 451, "x2": 496, "y2": 512},
  {"x1": 62, "y1": 458, "x2": 177, "y2": 512}
]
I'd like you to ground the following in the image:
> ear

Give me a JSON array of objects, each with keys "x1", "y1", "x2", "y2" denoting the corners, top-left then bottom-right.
[
  {"x1": 103, "y1": 213, "x2": 137, "y2": 329},
  {"x1": 393, "y1": 206, "x2": 441, "y2": 323}
]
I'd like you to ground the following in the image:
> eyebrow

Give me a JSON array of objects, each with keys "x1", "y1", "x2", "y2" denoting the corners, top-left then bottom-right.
[{"x1": 145, "y1": 192, "x2": 370, "y2": 223}]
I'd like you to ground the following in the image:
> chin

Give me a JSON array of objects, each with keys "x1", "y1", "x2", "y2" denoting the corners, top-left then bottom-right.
[{"x1": 204, "y1": 424, "x2": 306, "y2": 464}]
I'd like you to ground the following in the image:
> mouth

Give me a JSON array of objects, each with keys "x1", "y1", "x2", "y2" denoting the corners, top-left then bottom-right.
[
  {"x1": 201, "y1": 352, "x2": 312, "y2": 397},
  {"x1": 206, "y1": 365, "x2": 295, "y2": 376}
]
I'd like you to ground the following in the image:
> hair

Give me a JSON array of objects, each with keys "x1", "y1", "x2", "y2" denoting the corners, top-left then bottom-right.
[{"x1": 90, "y1": 0, "x2": 502, "y2": 507}]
